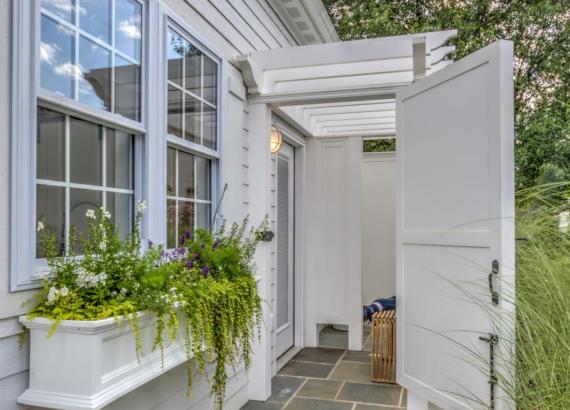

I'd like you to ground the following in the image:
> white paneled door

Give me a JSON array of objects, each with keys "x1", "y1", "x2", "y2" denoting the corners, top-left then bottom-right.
[
  {"x1": 276, "y1": 142, "x2": 295, "y2": 358},
  {"x1": 396, "y1": 41, "x2": 514, "y2": 410}
]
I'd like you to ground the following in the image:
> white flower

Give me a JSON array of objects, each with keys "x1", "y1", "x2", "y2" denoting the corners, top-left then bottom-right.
[
  {"x1": 99, "y1": 241, "x2": 107, "y2": 251},
  {"x1": 47, "y1": 287, "x2": 58, "y2": 303},
  {"x1": 101, "y1": 208, "x2": 111, "y2": 219},
  {"x1": 137, "y1": 200, "x2": 147, "y2": 214},
  {"x1": 37, "y1": 221, "x2": 45, "y2": 232},
  {"x1": 60, "y1": 287, "x2": 69, "y2": 296},
  {"x1": 86, "y1": 209, "x2": 96, "y2": 219},
  {"x1": 120, "y1": 288, "x2": 128, "y2": 296},
  {"x1": 99, "y1": 272, "x2": 107, "y2": 281}
]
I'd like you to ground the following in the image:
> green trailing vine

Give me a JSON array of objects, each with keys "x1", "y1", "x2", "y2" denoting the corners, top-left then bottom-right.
[{"x1": 25, "y1": 201, "x2": 264, "y2": 409}]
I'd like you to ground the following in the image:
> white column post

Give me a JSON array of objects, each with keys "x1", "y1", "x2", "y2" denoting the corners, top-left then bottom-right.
[
  {"x1": 246, "y1": 103, "x2": 273, "y2": 401},
  {"x1": 347, "y1": 136, "x2": 363, "y2": 351}
]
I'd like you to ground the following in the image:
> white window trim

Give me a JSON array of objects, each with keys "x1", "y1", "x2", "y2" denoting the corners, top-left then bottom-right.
[{"x1": 10, "y1": 0, "x2": 153, "y2": 291}]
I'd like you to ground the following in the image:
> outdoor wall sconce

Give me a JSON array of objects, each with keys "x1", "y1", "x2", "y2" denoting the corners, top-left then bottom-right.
[{"x1": 270, "y1": 125, "x2": 283, "y2": 153}]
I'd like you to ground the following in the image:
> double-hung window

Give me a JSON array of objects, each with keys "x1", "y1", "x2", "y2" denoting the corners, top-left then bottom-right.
[
  {"x1": 164, "y1": 25, "x2": 219, "y2": 248},
  {"x1": 11, "y1": 0, "x2": 146, "y2": 289}
]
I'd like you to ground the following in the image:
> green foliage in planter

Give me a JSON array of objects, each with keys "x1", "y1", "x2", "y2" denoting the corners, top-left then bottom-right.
[{"x1": 26, "y1": 203, "x2": 263, "y2": 410}]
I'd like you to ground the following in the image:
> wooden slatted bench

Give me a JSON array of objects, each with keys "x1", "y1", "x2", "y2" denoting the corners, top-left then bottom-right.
[{"x1": 371, "y1": 310, "x2": 396, "y2": 383}]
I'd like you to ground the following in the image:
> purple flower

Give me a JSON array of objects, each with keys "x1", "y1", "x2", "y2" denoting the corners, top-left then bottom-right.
[
  {"x1": 148, "y1": 240, "x2": 154, "y2": 248},
  {"x1": 186, "y1": 260, "x2": 194, "y2": 268},
  {"x1": 202, "y1": 266, "x2": 209, "y2": 278},
  {"x1": 179, "y1": 230, "x2": 193, "y2": 246}
]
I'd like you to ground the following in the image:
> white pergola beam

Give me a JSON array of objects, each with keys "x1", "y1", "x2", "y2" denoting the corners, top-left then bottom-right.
[
  {"x1": 319, "y1": 117, "x2": 395, "y2": 127},
  {"x1": 316, "y1": 129, "x2": 395, "y2": 138},
  {"x1": 311, "y1": 110, "x2": 395, "y2": 121},
  {"x1": 238, "y1": 30, "x2": 456, "y2": 138},
  {"x1": 322, "y1": 123, "x2": 396, "y2": 133}
]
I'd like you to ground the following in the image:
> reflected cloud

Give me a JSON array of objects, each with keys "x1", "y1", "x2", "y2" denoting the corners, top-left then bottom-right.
[
  {"x1": 54, "y1": 62, "x2": 82, "y2": 80},
  {"x1": 42, "y1": 0, "x2": 86, "y2": 16},
  {"x1": 119, "y1": 17, "x2": 141, "y2": 40},
  {"x1": 40, "y1": 42, "x2": 58, "y2": 64}
]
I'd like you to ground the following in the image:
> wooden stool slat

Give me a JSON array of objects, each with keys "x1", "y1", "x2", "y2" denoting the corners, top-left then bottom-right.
[{"x1": 370, "y1": 310, "x2": 396, "y2": 383}]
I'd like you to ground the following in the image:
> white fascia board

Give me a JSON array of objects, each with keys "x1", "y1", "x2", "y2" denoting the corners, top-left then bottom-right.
[{"x1": 248, "y1": 30, "x2": 456, "y2": 71}]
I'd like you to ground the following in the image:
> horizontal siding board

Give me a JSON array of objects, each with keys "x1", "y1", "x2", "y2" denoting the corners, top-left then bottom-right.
[
  {"x1": 209, "y1": 0, "x2": 269, "y2": 51},
  {"x1": 0, "y1": 371, "x2": 30, "y2": 410},
  {"x1": 254, "y1": 0, "x2": 298, "y2": 46},
  {"x1": 0, "y1": 335, "x2": 29, "y2": 380},
  {"x1": 228, "y1": 0, "x2": 289, "y2": 49},
  {"x1": 180, "y1": 0, "x2": 255, "y2": 55}
]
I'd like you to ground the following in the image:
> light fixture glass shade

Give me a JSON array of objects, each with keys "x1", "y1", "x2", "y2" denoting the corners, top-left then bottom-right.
[{"x1": 270, "y1": 125, "x2": 283, "y2": 153}]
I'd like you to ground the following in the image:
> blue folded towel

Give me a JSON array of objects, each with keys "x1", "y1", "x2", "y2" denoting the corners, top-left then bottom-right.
[{"x1": 363, "y1": 296, "x2": 396, "y2": 322}]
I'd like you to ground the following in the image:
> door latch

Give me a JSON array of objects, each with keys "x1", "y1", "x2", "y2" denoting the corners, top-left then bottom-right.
[
  {"x1": 488, "y1": 260, "x2": 499, "y2": 306},
  {"x1": 480, "y1": 333, "x2": 499, "y2": 410}
]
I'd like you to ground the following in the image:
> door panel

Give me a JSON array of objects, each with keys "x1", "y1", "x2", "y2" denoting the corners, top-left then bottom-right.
[
  {"x1": 276, "y1": 143, "x2": 295, "y2": 358},
  {"x1": 396, "y1": 41, "x2": 514, "y2": 409}
]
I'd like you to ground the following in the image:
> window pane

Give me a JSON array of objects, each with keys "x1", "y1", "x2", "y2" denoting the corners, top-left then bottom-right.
[
  {"x1": 70, "y1": 117, "x2": 102, "y2": 186},
  {"x1": 80, "y1": 0, "x2": 111, "y2": 43},
  {"x1": 78, "y1": 36, "x2": 112, "y2": 110},
  {"x1": 167, "y1": 30, "x2": 184, "y2": 87},
  {"x1": 178, "y1": 151, "x2": 194, "y2": 198},
  {"x1": 202, "y1": 105, "x2": 216, "y2": 149},
  {"x1": 168, "y1": 86, "x2": 182, "y2": 138},
  {"x1": 178, "y1": 201, "x2": 194, "y2": 236},
  {"x1": 36, "y1": 185, "x2": 65, "y2": 258},
  {"x1": 167, "y1": 148, "x2": 175, "y2": 196},
  {"x1": 107, "y1": 192, "x2": 132, "y2": 240},
  {"x1": 41, "y1": 15, "x2": 75, "y2": 98},
  {"x1": 185, "y1": 46, "x2": 201, "y2": 96},
  {"x1": 203, "y1": 55, "x2": 217, "y2": 105},
  {"x1": 115, "y1": 0, "x2": 142, "y2": 62},
  {"x1": 167, "y1": 199, "x2": 176, "y2": 248},
  {"x1": 42, "y1": 0, "x2": 75, "y2": 23},
  {"x1": 185, "y1": 97, "x2": 201, "y2": 143},
  {"x1": 196, "y1": 203, "x2": 210, "y2": 230},
  {"x1": 115, "y1": 56, "x2": 141, "y2": 121},
  {"x1": 167, "y1": 86, "x2": 183, "y2": 138},
  {"x1": 70, "y1": 188, "x2": 102, "y2": 253},
  {"x1": 37, "y1": 107, "x2": 65, "y2": 181},
  {"x1": 107, "y1": 129, "x2": 133, "y2": 189},
  {"x1": 196, "y1": 157, "x2": 210, "y2": 200}
]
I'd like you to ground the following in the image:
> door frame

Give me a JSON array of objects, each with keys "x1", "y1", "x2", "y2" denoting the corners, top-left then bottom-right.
[{"x1": 271, "y1": 114, "x2": 306, "y2": 373}]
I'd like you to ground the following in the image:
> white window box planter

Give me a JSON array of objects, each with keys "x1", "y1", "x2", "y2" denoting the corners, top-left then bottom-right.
[{"x1": 18, "y1": 311, "x2": 189, "y2": 410}]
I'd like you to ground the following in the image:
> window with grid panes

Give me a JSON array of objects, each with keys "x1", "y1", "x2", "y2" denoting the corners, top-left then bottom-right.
[
  {"x1": 165, "y1": 27, "x2": 218, "y2": 248},
  {"x1": 40, "y1": 0, "x2": 142, "y2": 121},
  {"x1": 36, "y1": 0, "x2": 142, "y2": 258}
]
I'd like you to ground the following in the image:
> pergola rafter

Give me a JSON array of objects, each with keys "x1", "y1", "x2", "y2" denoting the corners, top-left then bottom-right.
[{"x1": 237, "y1": 30, "x2": 456, "y2": 138}]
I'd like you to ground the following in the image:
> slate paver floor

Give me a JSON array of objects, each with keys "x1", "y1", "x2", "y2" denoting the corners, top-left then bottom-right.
[{"x1": 241, "y1": 345, "x2": 406, "y2": 409}]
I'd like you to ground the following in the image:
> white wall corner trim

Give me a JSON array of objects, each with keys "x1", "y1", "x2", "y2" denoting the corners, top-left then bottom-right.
[{"x1": 10, "y1": 0, "x2": 39, "y2": 291}]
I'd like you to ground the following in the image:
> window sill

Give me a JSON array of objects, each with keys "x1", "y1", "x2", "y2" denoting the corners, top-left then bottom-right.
[{"x1": 18, "y1": 311, "x2": 189, "y2": 410}]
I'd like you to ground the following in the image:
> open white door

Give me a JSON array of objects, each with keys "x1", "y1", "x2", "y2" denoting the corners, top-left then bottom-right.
[{"x1": 396, "y1": 41, "x2": 514, "y2": 409}]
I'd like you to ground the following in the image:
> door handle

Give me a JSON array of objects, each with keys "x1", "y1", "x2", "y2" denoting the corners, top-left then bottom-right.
[
  {"x1": 488, "y1": 260, "x2": 499, "y2": 306},
  {"x1": 480, "y1": 333, "x2": 499, "y2": 410}
]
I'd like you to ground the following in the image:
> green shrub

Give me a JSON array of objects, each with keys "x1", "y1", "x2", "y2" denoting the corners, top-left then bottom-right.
[{"x1": 27, "y1": 203, "x2": 263, "y2": 410}]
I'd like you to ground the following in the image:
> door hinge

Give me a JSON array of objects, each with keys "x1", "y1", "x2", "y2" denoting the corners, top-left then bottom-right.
[
  {"x1": 488, "y1": 260, "x2": 499, "y2": 306},
  {"x1": 480, "y1": 333, "x2": 499, "y2": 410}
]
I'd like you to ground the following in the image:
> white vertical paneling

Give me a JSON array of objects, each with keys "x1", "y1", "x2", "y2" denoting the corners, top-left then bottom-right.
[
  {"x1": 304, "y1": 136, "x2": 362, "y2": 350},
  {"x1": 361, "y1": 153, "x2": 396, "y2": 305}
]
